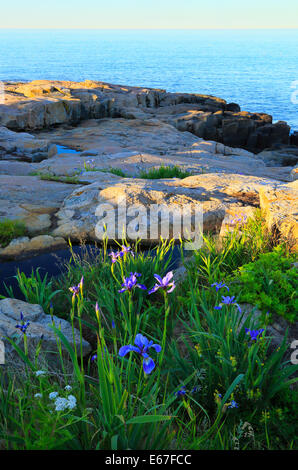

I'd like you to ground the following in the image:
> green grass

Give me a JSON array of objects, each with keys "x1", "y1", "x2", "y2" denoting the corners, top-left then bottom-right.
[
  {"x1": 29, "y1": 171, "x2": 85, "y2": 184},
  {"x1": 39, "y1": 174, "x2": 83, "y2": 184},
  {"x1": 139, "y1": 165, "x2": 192, "y2": 179},
  {"x1": 1, "y1": 214, "x2": 297, "y2": 450},
  {"x1": 30, "y1": 165, "x2": 193, "y2": 182},
  {"x1": 0, "y1": 219, "x2": 27, "y2": 248},
  {"x1": 97, "y1": 166, "x2": 191, "y2": 179},
  {"x1": 98, "y1": 168, "x2": 127, "y2": 177}
]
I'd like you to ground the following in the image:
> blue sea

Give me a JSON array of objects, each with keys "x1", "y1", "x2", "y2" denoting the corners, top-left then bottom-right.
[{"x1": 0, "y1": 29, "x2": 297, "y2": 130}]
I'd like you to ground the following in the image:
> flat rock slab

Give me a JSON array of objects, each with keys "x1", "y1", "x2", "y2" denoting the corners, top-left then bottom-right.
[
  {"x1": 0, "y1": 79, "x2": 292, "y2": 153},
  {"x1": 34, "y1": 118, "x2": 199, "y2": 155},
  {"x1": 0, "y1": 298, "x2": 91, "y2": 367},
  {"x1": 33, "y1": 119, "x2": 291, "y2": 182},
  {"x1": 0, "y1": 160, "x2": 39, "y2": 176}
]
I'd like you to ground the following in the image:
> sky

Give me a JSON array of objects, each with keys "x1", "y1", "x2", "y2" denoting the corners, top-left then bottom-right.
[{"x1": 1, "y1": 0, "x2": 298, "y2": 29}]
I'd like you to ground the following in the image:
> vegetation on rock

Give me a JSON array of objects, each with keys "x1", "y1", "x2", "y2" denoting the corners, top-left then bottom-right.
[
  {"x1": 0, "y1": 219, "x2": 27, "y2": 248},
  {"x1": 0, "y1": 215, "x2": 297, "y2": 450}
]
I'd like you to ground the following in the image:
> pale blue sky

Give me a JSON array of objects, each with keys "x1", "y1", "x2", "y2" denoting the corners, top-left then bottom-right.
[{"x1": 1, "y1": 0, "x2": 298, "y2": 29}]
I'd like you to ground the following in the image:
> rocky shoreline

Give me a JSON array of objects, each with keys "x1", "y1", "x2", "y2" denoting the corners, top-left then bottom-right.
[{"x1": 0, "y1": 79, "x2": 297, "y2": 260}]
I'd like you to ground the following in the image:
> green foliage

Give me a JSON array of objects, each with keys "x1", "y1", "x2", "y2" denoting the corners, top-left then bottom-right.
[
  {"x1": 39, "y1": 174, "x2": 83, "y2": 184},
  {"x1": 0, "y1": 213, "x2": 297, "y2": 450},
  {"x1": 53, "y1": 239, "x2": 175, "y2": 338},
  {"x1": 98, "y1": 168, "x2": 127, "y2": 177},
  {"x1": 139, "y1": 165, "x2": 191, "y2": 179},
  {"x1": 3, "y1": 268, "x2": 61, "y2": 313},
  {"x1": 0, "y1": 219, "x2": 27, "y2": 248},
  {"x1": 230, "y1": 247, "x2": 298, "y2": 323},
  {"x1": 29, "y1": 171, "x2": 85, "y2": 184},
  {"x1": 174, "y1": 280, "x2": 298, "y2": 412}
]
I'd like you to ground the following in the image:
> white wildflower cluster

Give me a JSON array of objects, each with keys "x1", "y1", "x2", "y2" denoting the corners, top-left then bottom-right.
[
  {"x1": 35, "y1": 370, "x2": 46, "y2": 377},
  {"x1": 54, "y1": 397, "x2": 69, "y2": 411},
  {"x1": 50, "y1": 392, "x2": 77, "y2": 412},
  {"x1": 34, "y1": 393, "x2": 42, "y2": 399},
  {"x1": 67, "y1": 395, "x2": 77, "y2": 410},
  {"x1": 65, "y1": 385, "x2": 72, "y2": 391}
]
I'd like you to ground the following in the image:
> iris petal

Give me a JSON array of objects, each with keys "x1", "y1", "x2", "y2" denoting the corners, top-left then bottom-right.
[
  {"x1": 143, "y1": 357, "x2": 155, "y2": 375},
  {"x1": 137, "y1": 284, "x2": 147, "y2": 290},
  {"x1": 167, "y1": 284, "x2": 175, "y2": 293},
  {"x1": 148, "y1": 285, "x2": 159, "y2": 294},
  {"x1": 164, "y1": 271, "x2": 173, "y2": 283},
  {"x1": 134, "y1": 333, "x2": 148, "y2": 349},
  {"x1": 119, "y1": 345, "x2": 140, "y2": 357},
  {"x1": 150, "y1": 343, "x2": 162, "y2": 353}
]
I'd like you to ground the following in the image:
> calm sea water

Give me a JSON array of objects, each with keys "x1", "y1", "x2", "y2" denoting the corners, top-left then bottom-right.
[{"x1": 0, "y1": 29, "x2": 297, "y2": 130}]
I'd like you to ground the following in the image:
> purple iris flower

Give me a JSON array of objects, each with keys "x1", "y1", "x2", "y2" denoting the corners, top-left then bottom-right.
[
  {"x1": 228, "y1": 400, "x2": 239, "y2": 409},
  {"x1": 174, "y1": 386, "x2": 186, "y2": 397},
  {"x1": 230, "y1": 214, "x2": 247, "y2": 225},
  {"x1": 175, "y1": 385, "x2": 199, "y2": 397},
  {"x1": 118, "y1": 273, "x2": 147, "y2": 293},
  {"x1": 214, "y1": 295, "x2": 241, "y2": 313},
  {"x1": 245, "y1": 328, "x2": 264, "y2": 341},
  {"x1": 109, "y1": 251, "x2": 120, "y2": 263},
  {"x1": 111, "y1": 320, "x2": 116, "y2": 329},
  {"x1": 148, "y1": 272, "x2": 176, "y2": 295},
  {"x1": 15, "y1": 312, "x2": 30, "y2": 334},
  {"x1": 211, "y1": 281, "x2": 229, "y2": 292},
  {"x1": 69, "y1": 277, "x2": 84, "y2": 297},
  {"x1": 119, "y1": 246, "x2": 134, "y2": 257},
  {"x1": 119, "y1": 333, "x2": 161, "y2": 375},
  {"x1": 91, "y1": 345, "x2": 108, "y2": 362}
]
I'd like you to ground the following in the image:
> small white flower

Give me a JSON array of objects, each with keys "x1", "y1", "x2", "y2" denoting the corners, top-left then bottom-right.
[
  {"x1": 35, "y1": 370, "x2": 46, "y2": 377},
  {"x1": 67, "y1": 395, "x2": 77, "y2": 410},
  {"x1": 54, "y1": 397, "x2": 69, "y2": 411},
  {"x1": 49, "y1": 392, "x2": 59, "y2": 400},
  {"x1": 34, "y1": 393, "x2": 42, "y2": 399},
  {"x1": 65, "y1": 385, "x2": 72, "y2": 391}
]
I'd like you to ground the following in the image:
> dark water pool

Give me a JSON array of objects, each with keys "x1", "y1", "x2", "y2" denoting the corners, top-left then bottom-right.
[{"x1": 0, "y1": 244, "x2": 182, "y2": 300}]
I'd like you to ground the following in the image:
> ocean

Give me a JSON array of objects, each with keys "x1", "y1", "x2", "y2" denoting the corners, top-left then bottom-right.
[{"x1": 0, "y1": 29, "x2": 297, "y2": 130}]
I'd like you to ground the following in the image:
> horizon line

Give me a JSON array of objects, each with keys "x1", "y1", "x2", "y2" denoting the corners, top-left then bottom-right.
[{"x1": 0, "y1": 27, "x2": 298, "y2": 30}]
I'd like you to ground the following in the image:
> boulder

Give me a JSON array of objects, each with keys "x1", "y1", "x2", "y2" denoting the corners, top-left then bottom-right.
[
  {"x1": 0, "y1": 175, "x2": 80, "y2": 234},
  {"x1": 52, "y1": 173, "x2": 276, "y2": 244},
  {"x1": 290, "y1": 131, "x2": 298, "y2": 146},
  {"x1": 0, "y1": 235, "x2": 67, "y2": 260},
  {"x1": 259, "y1": 181, "x2": 298, "y2": 251},
  {"x1": 0, "y1": 126, "x2": 56, "y2": 162},
  {"x1": 257, "y1": 146, "x2": 298, "y2": 167},
  {"x1": 0, "y1": 298, "x2": 91, "y2": 367},
  {"x1": 247, "y1": 121, "x2": 291, "y2": 151},
  {"x1": 239, "y1": 303, "x2": 298, "y2": 354}
]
